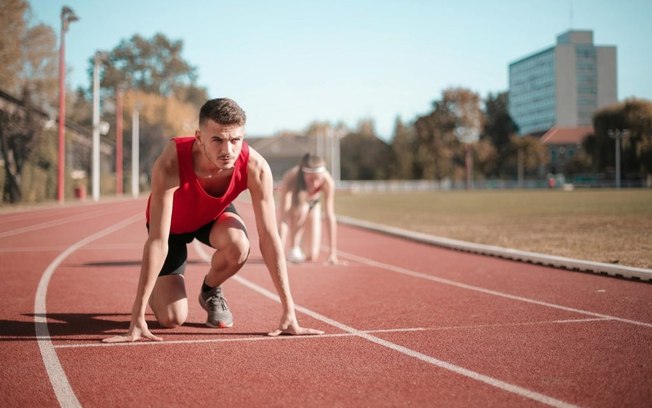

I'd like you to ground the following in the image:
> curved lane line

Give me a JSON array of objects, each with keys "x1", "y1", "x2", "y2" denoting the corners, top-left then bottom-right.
[{"x1": 34, "y1": 214, "x2": 142, "y2": 407}]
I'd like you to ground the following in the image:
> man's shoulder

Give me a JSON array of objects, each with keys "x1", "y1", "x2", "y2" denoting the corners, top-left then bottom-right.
[
  {"x1": 244, "y1": 146, "x2": 274, "y2": 188},
  {"x1": 154, "y1": 140, "x2": 181, "y2": 176},
  {"x1": 246, "y1": 146, "x2": 270, "y2": 170}
]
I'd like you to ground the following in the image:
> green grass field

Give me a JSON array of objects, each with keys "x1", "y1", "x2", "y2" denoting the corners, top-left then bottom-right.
[{"x1": 335, "y1": 189, "x2": 652, "y2": 270}]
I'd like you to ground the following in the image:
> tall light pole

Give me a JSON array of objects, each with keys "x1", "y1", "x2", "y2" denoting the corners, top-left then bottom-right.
[
  {"x1": 115, "y1": 88, "x2": 123, "y2": 195},
  {"x1": 329, "y1": 127, "x2": 341, "y2": 187},
  {"x1": 465, "y1": 143, "x2": 474, "y2": 190},
  {"x1": 131, "y1": 104, "x2": 141, "y2": 198},
  {"x1": 91, "y1": 52, "x2": 108, "y2": 201},
  {"x1": 517, "y1": 148, "x2": 524, "y2": 188},
  {"x1": 57, "y1": 6, "x2": 79, "y2": 203},
  {"x1": 608, "y1": 129, "x2": 628, "y2": 189}
]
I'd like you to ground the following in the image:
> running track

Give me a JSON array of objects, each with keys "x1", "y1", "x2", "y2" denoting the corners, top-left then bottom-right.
[{"x1": 1, "y1": 198, "x2": 651, "y2": 407}]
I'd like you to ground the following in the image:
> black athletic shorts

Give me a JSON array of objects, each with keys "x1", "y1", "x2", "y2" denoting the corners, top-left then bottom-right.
[{"x1": 148, "y1": 203, "x2": 242, "y2": 276}]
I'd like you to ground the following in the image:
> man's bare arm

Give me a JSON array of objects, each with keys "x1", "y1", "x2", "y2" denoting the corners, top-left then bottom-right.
[
  {"x1": 247, "y1": 148, "x2": 323, "y2": 336},
  {"x1": 103, "y1": 141, "x2": 179, "y2": 343}
]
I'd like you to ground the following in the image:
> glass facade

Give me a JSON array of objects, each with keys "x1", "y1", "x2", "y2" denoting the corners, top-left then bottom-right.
[
  {"x1": 508, "y1": 30, "x2": 613, "y2": 136},
  {"x1": 575, "y1": 45, "x2": 598, "y2": 126},
  {"x1": 508, "y1": 48, "x2": 556, "y2": 135}
]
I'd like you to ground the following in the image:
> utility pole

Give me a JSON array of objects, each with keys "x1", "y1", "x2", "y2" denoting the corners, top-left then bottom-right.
[
  {"x1": 57, "y1": 6, "x2": 79, "y2": 202},
  {"x1": 517, "y1": 148, "x2": 524, "y2": 188},
  {"x1": 91, "y1": 52, "x2": 109, "y2": 201},
  {"x1": 131, "y1": 105, "x2": 141, "y2": 198},
  {"x1": 608, "y1": 129, "x2": 628, "y2": 189},
  {"x1": 115, "y1": 88, "x2": 123, "y2": 195}
]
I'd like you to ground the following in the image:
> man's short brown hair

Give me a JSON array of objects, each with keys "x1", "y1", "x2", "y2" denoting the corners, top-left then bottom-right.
[{"x1": 199, "y1": 98, "x2": 247, "y2": 126}]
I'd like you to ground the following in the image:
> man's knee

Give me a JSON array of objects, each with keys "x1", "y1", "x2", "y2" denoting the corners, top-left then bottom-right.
[
  {"x1": 222, "y1": 237, "x2": 250, "y2": 266},
  {"x1": 156, "y1": 310, "x2": 187, "y2": 328}
]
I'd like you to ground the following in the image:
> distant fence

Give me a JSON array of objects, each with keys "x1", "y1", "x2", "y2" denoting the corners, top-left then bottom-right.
[
  {"x1": 338, "y1": 179, "x2": 552, "y2": 192},
  {"x1": 338, "y1": 176, "x2": 648, "y2": 192}
]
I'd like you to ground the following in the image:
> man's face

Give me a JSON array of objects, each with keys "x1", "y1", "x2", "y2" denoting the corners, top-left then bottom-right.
[{"x1": 196, "y1": 119, "x2": 245, "y2": 170}]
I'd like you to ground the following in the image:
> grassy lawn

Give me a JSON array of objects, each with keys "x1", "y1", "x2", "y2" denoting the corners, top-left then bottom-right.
[{"x1": 335, "y1": 189, "x2": 652, "y2": 270}]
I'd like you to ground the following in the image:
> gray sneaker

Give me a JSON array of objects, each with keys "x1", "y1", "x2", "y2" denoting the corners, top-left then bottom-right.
[{"x1": 198, "y1": 286, "x2": 233, "y2": 328}]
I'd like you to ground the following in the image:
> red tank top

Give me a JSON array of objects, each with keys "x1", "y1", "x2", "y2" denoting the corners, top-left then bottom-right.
[{"x1": 146, "y1": 136, "x2": 249, "y2": 234}]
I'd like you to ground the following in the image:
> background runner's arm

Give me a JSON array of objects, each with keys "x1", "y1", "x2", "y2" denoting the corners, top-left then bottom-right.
[
  {"x1": 324, "y1": 176, "x2": 338, "y2": 260},
  {"x1": 277, "y1": 176, "x2": 293, "y2": 250}
]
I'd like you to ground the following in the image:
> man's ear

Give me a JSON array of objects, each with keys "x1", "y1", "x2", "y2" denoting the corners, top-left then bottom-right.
[{"x1": 195, "y1": 129, "x2": 202, "y2": 144}]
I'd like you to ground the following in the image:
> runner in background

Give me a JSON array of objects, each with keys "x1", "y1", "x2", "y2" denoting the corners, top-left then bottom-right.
[{"x1": 277, "y1": 154, "x2": 340, "y2": 264}]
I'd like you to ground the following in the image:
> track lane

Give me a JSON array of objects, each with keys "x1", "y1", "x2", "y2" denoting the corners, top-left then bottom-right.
[
  {"x1": 2, "y1": 198, "x2": 651, "y2": 407},
  {"x1": 0, "y1": 199, "x2": 144, "y2": 407}
]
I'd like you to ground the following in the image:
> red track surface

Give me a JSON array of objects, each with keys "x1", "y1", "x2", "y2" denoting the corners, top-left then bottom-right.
[{"x1": 1, "y1": 198, "x2": 651, "y2": 407}]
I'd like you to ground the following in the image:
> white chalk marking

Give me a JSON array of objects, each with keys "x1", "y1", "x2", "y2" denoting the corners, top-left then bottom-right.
[
  {"x1": 35, "y1": 213, "x2": 142, "y2": 407},
  {"x1": 339, "y1": 250, "x2": 652, "y2": 328}
]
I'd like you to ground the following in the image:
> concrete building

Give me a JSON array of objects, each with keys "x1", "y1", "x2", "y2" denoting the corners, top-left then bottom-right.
[{"x1": 508, "y1": 30, "x2": 617, "y2": 136}]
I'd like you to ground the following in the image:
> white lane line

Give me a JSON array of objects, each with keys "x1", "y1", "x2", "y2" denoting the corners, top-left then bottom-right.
[
  {"x1": 0, "y1": 246, "x2": 68, "y2": 253},
  {"x1": 0, "y1": 243, "x2": 143, "y2": 253},
  {"x1": 194, "y1": 243, "x2": 577, "y2": 408},
  {"x1": 0, "y1": 206, "x2": 135, "y2": 239},
  {"x1": 54, "y1": 328, "x2": 422, "y2": 349},
  {"x1": 35, "y1": 213, "x2": 142, "y2": 408},
  {"x1": 340, "y1": 251, "x2": 652, "y2": 329},
  {"x1": 53, "y1": 317, "x2": 609, "y2": 350}
]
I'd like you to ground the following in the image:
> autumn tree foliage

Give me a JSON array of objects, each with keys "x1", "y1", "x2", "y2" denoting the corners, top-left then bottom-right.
[
  {"x1": 0, "y1": 0, "x2": 58, "y2": 202},
  {"x1": 586, "y1": 98, "x2": 652, "y2": 180}
]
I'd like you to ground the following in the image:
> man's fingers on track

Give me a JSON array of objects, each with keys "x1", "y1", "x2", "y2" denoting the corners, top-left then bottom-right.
[
  {"x1": 101, "y1": 333, "x2": 162, "y2": 343},
  {"x1": 101, "y1": 335, "x2": 133, "y2": 343},
  {"x1": 267, "y1": 328, "x2": 324, "y2": 337},
  {"x1": 145, "y1": 333, "x2": 163, "y2": 341},
  {"x1": 298, "y1": 328, "x2": 325, "y2": 335}
]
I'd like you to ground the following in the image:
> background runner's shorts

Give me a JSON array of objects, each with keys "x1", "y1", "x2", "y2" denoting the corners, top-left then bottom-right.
[{"x1": 148, "y1": 203, "x2": 243, "y2": 276}]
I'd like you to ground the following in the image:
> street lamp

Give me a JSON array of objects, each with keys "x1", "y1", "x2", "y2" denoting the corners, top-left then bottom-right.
[
  {"x1": 57, "y1": 6, "x2": 79, "y2": 203},
  {"x1": 132, "y1": 103, "x2": 142, "y2": 198},
  {"x1": 92, "y1": 52, "x2": 109, "y2": 201},
  {"x1": 607, "y1": 129, "x2": 629, "y2": 189}
]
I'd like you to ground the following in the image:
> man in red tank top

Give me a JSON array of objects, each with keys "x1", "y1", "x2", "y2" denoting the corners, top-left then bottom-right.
[{"x1": 104, "y1": 98, "x2": 323, "y2": 342}]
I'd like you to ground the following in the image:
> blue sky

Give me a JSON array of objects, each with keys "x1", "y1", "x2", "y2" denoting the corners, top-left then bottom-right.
[{"x1": 28, "y1": 0, "x2": 652, "y2": 139}]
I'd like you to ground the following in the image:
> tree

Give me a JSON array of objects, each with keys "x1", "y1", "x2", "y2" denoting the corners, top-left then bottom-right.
[
  {"x1": 0, "y1": 0, "x2": 58, "y2": 203},
  {"x1": 0, "y1": 0, "x2": 28, "y2": 93},
  {"x1": 71, "y1": 33, "x2": 211, "y2": 193},
  {"x1": 390, "y1": 116, "x2": 416, "y2": 179},
  {"x1": 340, "y1": 119, "x2": 392, "y2": 180},
  {"x1": 98, "y1": 33, "x2": 208, "y2": 105},
  {"x1": 473, "y1": 138, "x2": 498, "y2": 178},
  {"x1": 20, "y1": 23, "x2": 58, "y2": 107},
  {"x1": 481, "y1": 92, "x2": 518, "y2": 177},
  {"x1": 445, "y1": 88, "x2": 484, "y2": 145},
  {"x1": 481, "y1": 92, "x2": 518, "y2": 149},
  {"x1": 0, "y1": 0, "x2": 57, "y2": 106},
  {"x1": 589, "y1": 98, "x2": 652, "y2": 181},
  {"x1": 120, "y1": 90, "x2": 199, "y2": 183},
  {"x1": 0, "y1": 89, "x2": 42, "y2": 202},
  {"x1": 503, "y1": 135, "x2": 548, "y2": 178},
  {"x1": 412, "y1": 88, "x2": 484, "y2": 181}
]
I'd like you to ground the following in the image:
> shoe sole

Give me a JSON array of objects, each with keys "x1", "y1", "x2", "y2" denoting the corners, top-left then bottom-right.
[
  {"x1": 205, "y1": 320, "x2": 234, "y2": 329},
  {"x1": 198, "y1": 293, "x2": 234, "y2": 329}
]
